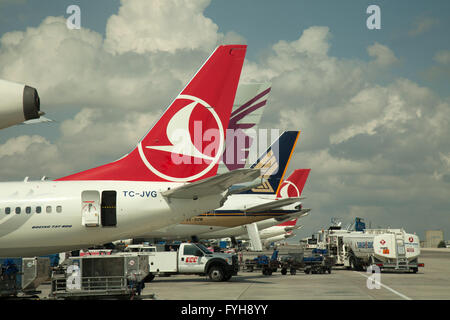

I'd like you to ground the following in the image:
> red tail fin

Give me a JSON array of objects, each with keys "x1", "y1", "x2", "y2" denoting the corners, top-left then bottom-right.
[
  {"x1": 58, "y1": 45, "x2": 247, "y2": 182},
  {"x1": 276, "y1": 169, "x2": 311, "y2": 198},
  {"x1": 277, "y1": 218, "x2": 298, "y2": 227}
]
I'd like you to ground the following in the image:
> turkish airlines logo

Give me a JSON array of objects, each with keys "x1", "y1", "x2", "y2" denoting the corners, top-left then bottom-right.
[
  {"x1": 138, "y1": 95, "x2": 224, "y2": 182},
  {"x1": 380, "y1": 239, "x2": 386, "y2": 245},
  {"x1": 278, "y1": 181, "x2": 300, "y2": 198},
  {"x1": 409, "y1": 237, "x2": 414, "y2": 243}
]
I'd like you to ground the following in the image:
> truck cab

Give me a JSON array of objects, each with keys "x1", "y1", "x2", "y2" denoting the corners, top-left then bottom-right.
[{"x1": 144, "y1": 243, "x2": 238, "y2": 282}]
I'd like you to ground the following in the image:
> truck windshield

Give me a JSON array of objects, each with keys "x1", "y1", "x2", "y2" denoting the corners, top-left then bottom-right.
[{"x1": 195, "y1": 243, "x2": 213, "y2": 254}]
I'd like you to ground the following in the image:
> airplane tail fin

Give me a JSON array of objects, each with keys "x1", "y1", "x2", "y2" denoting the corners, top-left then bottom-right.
[
  {"x1": 240, "y1": 131, "x2": 300, "y2": 194},
  {"x1": 276, "y1": 218, "x2": 298, "y2": 227},
  {"x1": 276, "y1": 168, "x2": 311, "y2": 199},
  {"x1": 57, "y1": 45, "x2": 247, "y2": 182},
  {"x1": 220, "y1": 82, "x2": 271, "y2": 172}
]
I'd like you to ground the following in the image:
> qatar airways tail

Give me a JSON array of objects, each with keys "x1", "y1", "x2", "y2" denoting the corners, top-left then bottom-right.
[{"x1": 0, "y1": 45, "x2": 260, "y2": 257}]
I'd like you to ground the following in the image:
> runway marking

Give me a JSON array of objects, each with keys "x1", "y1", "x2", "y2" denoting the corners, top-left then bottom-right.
[
  {"x1": 236, "y1": 282, "x2": 254, "y2": 300},
  {"x1": 356, "y1": 271, "x2": 412, "y2": 300}
]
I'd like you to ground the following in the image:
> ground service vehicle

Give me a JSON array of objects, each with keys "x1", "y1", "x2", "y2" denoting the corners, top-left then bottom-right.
[
  {"x1": 314, "y1": 219, "x2": 423, "y2": 273},
  {"x1": 280, "y1": 251, "x2": 304, "y2": 275},
  {"x1": 0, "y1": 257, "x2": 50, "y2": 297},
  {"x1": 50, "y1": 254, "x2": 149, "y2": 299},
  {"x1": 302, "y1": 248, "x2": 333, "y2": 274},
  {"x1": 343, "y1": 229, "x2": 423, "y2": 272},
  {"x1": 243, "y1": 250, "x2": 280, "y2": 275},
  {"x1": 142, "y1": 243, "x2": 238, "y2": 282}
]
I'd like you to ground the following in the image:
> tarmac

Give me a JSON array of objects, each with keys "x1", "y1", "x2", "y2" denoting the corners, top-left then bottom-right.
[{"x1": 35, "y1": 246, "x2": 450, "y2": 300}]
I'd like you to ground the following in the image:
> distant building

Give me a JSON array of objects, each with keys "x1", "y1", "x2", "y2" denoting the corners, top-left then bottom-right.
[{"x1": 425, "y1": 230, "x2": 444, "y2": 248}]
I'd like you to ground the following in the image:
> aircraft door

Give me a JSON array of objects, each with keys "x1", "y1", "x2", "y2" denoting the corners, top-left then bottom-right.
[
  {"x1": 81, "y1": 191, "x2": 100, "y2": 227},
  {"x1": 101, "y1": 191, "x2": 117, "y2": 227}
]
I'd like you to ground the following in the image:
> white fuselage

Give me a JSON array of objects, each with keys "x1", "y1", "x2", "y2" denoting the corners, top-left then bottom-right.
[
  {"x1": 262, "y1": 232, "x2": 294, "y2": 245},
  {"x1": 142, "y1": 209, "x2": 308, "y2": 239},
  {"x1": 0, "y1": 180, "x2": 223, "y2": 257},
  {"x1": 204, "y1": 210, "x2": 307, "y2": 240},
  {"x1": 135, "y1": 194, "x2": 303, "y2": 240}
]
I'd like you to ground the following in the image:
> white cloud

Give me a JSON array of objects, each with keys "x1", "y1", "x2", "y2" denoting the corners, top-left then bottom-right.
[
  {"x1": 367, "y1": 42, "x2": 399, "y2": 67},
  {"x1": 0, "y1": 135, "x2": 65, "y2": 179},
  {"x1": 434, "y1": 50, "x2": 450, "y2": 65},
  {"x1": 409, "y1": 16, "x2": 439, "y2": 37},
  {"x1": 104, "y1": 0, "x2": 219, "y2": 54}
]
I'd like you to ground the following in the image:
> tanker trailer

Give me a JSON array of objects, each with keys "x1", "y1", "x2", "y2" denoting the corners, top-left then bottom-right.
[{"x1": 343, "y1": 229, "x2": 423, "y2": 273}]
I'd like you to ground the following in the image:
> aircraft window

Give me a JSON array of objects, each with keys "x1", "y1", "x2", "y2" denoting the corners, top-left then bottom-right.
[
  {"x1": 36, "y1": 206, "x2": 42, "y2": 214},
  {"x1": 15, "y1": 207, "x2": 21, "y2": 214},
  {"x1": 56, "y1": 206, "x2": 62, "y2": 213},
  {"x1": 46, "y1": 206, "x2": 52, "y2": 213},
  {"x1": 5, "y1": 207, "x2": 11, "y2": 215},
  {"x1": 26, "y1": 207, "x2": 31, "y2": 214}
]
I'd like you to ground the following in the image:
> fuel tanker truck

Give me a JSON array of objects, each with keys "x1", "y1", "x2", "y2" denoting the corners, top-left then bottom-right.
[{"x1": 342, "y1": 229, "x2": 423, "y2": 273}]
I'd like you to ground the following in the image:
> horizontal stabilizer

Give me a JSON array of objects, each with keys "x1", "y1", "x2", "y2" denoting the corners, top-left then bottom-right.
[
  {"x1": 21, "y1": 116, "x2": 53, "y2": 125},
  {"x1": 162, "y1": 168, "x2": 261, "y2": 199},
  {"x1": 244, "y1": 197, "x2": 303, "y2": 213},
  {"x1": 226, "y1": 179, "x2": 265, "y2": 195},
  {"x1": 274, "y1": 208, "x2": 310, "y2": 222}
]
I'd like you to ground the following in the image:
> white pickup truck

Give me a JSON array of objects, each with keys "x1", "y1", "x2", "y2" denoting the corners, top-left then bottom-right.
[{"x1": 122, "y1": 243, "x2": 238, "y2": 282}]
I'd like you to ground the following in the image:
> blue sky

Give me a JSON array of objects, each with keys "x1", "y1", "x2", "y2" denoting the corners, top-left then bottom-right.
[
  {"x1": 1, "y1": 0, "x2": 448, "y2": 95},
  {"x1": 0, "y1": 0, "x2": 449, "y2": 241}
]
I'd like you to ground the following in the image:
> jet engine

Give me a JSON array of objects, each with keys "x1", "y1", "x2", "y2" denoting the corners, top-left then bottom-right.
[{"x1": 0, "y1": 79, "x2": 42, "y2": 130}]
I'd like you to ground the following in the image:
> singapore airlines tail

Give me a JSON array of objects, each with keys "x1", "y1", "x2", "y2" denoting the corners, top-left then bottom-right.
[
  {"x1": 237, "y1": 130, "x2": 300, "y2": 195},
  {"x1": 57, "y1": 45, "x2": 247, "y2": 183}
]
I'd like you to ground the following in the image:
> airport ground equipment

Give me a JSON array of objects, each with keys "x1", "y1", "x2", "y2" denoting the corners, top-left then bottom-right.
[
  {"x1": 342, "y1": 229, "x2": 423, "y2": 272},
  {"x1": 242, "y1": 250, "x2": 280, "y2": 275},
  {"x1": 49, "y1": 254, "x2": 149, "y2": 300},
  {"x1": 127, "y1": 243, "x2": 238, "y2": 282},
  {"x1": 315, "y1": 224, "x2": 424, "y2": 273},
  {"x1": 280, "y1": 250, "x2": 304, "y2": 275},
  {"x1": 0, "y1": 257, "x2": 50, "y2": 298},
  {"x1": 302, "y1": 248, "x2": 333, "y2": 274}
]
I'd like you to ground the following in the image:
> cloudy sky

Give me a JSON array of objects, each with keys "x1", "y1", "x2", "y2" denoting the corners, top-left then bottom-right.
[{"x1": 0, "y1": 0, "x2": 449, "y2": 242}]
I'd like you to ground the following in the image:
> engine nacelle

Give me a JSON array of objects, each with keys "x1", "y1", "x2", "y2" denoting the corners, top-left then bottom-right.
[{"x1": 0, "y1": 79, "x2": 41, "y2": 130}]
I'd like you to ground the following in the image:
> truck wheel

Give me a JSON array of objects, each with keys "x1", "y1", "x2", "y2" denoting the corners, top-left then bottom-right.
[
  {"x1": 412, "y1": 268, "x2": 418, "y2": 274},
  {"x1": 281, "y1": 268, "x2": 287, "y2": 275},
  {"x1": 208, "y1": 266, "x2": 225, "y2": 282},
  {"x1": 144, "y1": 273, "x2": 155, "y2": 282},
  {"x1": 305, "y1": 268, "x2": 310, "y2": 274},
  {"x1": 350, "y1": 257, "x2": 356, "y2": 270},
  {"x1": 290, "y1": 268, "x2": 297, "y2": 275},
  {"x1": 262, "y1": 267, "x2": 272, "y2": 276},
  {"x1": 222, "y1": 273, "x2": 232, "y2": 281}
]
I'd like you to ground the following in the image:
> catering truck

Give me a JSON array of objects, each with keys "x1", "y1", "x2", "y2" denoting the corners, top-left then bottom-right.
[
  {"x1": 342, "y1": 229, "x2": 423, "y2": 273},
  {"x1": 135, "y1": 243, "x2": 239, "y2": 282}
]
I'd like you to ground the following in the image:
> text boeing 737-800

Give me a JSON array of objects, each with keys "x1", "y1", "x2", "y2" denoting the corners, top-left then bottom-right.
[{"x1": 0, "y1": 45, "x2": 260, "y2": 257}]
